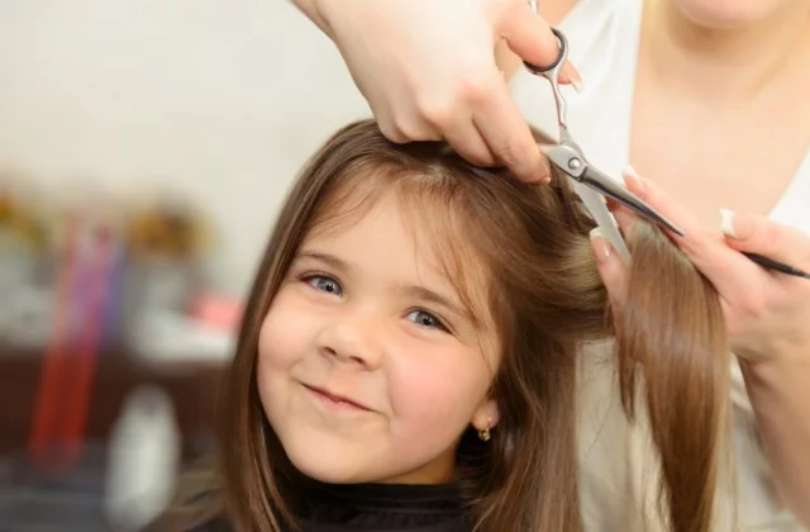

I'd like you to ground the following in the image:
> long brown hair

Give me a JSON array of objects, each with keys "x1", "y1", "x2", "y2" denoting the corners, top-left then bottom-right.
[{"x1": 169, "y1": 120, "x2": 729, "y2": 532}]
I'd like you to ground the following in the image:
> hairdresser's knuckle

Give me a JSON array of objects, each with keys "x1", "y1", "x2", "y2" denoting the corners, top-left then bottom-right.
[
  {"x1": 396, "y1": 118, "x2": 437, "y2": 142},
  {"x1": 417, "y1": 96, "x2": 454, "y2": 129},
  {"x1": 459, "y1": 73, "x2": 497, "y2": 106}
]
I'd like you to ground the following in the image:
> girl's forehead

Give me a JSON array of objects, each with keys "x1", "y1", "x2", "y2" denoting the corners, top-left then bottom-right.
[{"x1": 304, "y1": 181, "x2": 493, "y2": 328}]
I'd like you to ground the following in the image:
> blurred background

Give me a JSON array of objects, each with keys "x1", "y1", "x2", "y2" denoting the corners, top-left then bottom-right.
[{"x1": 0, "y1": 1, "x2": 369, "y2": 530}]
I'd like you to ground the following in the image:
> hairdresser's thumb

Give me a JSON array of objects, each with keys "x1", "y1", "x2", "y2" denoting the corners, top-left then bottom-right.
[{"x1": 590, "y1": 227, "x2": 628, "y2": 309}]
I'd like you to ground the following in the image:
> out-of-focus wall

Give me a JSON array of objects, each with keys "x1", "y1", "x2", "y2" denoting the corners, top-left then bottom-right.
[{"x1": 0, "y1": 0, "x2": 370, "y2": 295}]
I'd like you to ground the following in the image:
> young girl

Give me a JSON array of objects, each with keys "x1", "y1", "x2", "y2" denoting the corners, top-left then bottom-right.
[{"x1": 157, "y1": 120, "x2": 730, "y2": 532}]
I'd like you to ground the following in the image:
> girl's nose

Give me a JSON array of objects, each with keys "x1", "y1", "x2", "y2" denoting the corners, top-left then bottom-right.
[{"x1": 316, "y1": 317, "x2": 383, "y2": 370}]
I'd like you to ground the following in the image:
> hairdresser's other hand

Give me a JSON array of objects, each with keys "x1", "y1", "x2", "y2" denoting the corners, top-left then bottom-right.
[
  {"x1": 294, "y1": 0, "x2": 581, "y2": 183},
  {"x1": 591, "y1": 167, "x2": 810, "y2": 364}
]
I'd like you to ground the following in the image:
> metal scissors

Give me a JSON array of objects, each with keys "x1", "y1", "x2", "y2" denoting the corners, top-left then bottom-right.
[
  {"x1": 523, "y1": 28, "x2": 683, "y2": 262},
  {"x1": 523, "y1": 28, "x2": 810, "y2": 280}
]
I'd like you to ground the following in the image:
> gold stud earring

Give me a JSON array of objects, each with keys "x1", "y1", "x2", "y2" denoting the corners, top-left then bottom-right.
[{"x1": 478, "y1": 420, "x2": 492, "y2": 442}]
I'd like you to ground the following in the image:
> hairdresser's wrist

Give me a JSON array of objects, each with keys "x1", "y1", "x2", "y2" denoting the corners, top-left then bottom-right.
[
  {"x1": 734, "y1": 331, "x2": 810, "y2": 367},
  {"x1": 737, "y1": 347, "x2": 810, "y2": 526},
  {"x1": 737, "y1": 342, "x2": 810, "y2": 387}
]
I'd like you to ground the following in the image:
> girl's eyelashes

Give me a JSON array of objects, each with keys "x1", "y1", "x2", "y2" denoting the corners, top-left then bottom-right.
[
  {"x1": 301, "y1": 273, "x2": 343, "y2": 296},
  {"x1": 406, "y1": 309, "x2": 451, "y2": 333},
  {"x1": 296, "y1": 272, "x2": 454, "y2": 334}
]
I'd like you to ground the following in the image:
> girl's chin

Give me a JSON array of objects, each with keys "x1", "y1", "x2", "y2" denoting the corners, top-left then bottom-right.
[{"x1": 283, "y1": 443, "x2": 379, "y2": 484}]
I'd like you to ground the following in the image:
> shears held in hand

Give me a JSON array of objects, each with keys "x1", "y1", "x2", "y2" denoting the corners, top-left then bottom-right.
[
  {"x1": 523, "y1": 28, "x2": 683, "y2": 263},
  {"x1": 524, "y1": 27, "x2": 810, "y2": 280}
]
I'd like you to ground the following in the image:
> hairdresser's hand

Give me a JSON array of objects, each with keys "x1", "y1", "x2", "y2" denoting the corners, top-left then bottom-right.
[
  {"x1": 591, "y1": 167, "x2": 810, "y2": 362},
  {"x1": 296, "y1": 0, "x2": 581, "y2": 182},
  {"x1": 590, "y1": 168, "x2": 810, "y2": 527}
]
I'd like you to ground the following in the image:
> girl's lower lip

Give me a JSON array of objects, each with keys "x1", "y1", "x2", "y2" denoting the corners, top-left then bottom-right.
[{"x1": 303, "y1": 384, "x2": 370, "y2": 412}]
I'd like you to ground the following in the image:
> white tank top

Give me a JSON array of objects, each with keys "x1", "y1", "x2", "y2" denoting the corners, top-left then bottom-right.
[{"x1": 512, "y1": 1, "x2": 810, "y2": 530}]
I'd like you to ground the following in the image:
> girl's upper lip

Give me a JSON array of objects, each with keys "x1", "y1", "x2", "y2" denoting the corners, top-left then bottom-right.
[{"x1": 303, "y1": 383, "x2": 372, "y2": 411}]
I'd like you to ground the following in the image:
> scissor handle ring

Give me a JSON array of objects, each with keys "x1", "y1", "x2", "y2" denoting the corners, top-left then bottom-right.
[{"x1": 523, "y1": 27, "x2": 568, "y2": 75}]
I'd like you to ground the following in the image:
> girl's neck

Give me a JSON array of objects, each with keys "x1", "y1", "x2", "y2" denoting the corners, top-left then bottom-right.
[{"x1": 642, "y1": 0, "x2": 810, "y2": 100}]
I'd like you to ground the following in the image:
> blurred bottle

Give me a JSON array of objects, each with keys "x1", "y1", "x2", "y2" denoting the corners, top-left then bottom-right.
[{"x1": 104, "y1": 384, "x2": 180, "y2": 532}]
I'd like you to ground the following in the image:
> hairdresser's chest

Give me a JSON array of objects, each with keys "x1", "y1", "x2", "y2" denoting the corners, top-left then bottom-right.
[{"x1": 628, "y1": 65, "x2": 810, "y2": 227}]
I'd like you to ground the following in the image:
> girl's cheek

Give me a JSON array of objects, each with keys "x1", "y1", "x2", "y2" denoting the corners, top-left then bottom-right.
[
  {"x1": 258, "y1": 290, "x2": 317, "y2": 368},
  {"x1": 386, "y1": 348, "x2": 483, "y2": 421}
]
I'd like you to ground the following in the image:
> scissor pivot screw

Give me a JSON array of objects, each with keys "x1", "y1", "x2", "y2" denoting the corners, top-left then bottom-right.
[{"x1": 568, "y1": 158, "x2": 582, "y2": 171}]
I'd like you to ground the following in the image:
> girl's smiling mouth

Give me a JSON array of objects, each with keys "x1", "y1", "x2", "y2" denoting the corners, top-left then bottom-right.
[{"x1": 301, "y1": 382, "x2": 373, "y2": 412}]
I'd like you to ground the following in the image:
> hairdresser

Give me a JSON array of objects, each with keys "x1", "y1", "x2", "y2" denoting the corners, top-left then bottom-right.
[{"x1": 292, "y1": 0, "x2": 810, "y2": 529}]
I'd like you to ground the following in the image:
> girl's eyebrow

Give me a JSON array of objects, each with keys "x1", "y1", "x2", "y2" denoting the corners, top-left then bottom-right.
[{"x1": 296, "y1": 250, "x2": 350, "y2": 272}]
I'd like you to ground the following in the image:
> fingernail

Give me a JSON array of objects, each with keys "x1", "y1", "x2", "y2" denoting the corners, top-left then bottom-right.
[
  {"x1": 589, "y1": 227, "x2": 612, "y2": 262},
  {"x1": 537, "y1": 156, "x2": 552, "y2": 184},
  {"x1": 563, "y1": 61, "x2": 584, "y2": 93},
  {"x1": 720, "y1": 208, "x2": 737, "y2": 238},
  {"x1": 622, "y1": 164, "x2": 646, "y2": 194}
]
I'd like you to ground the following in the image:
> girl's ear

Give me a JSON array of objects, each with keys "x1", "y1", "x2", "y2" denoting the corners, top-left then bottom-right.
[{"x1": 471, "y1": 398, "x2": 500, "y2": 431}]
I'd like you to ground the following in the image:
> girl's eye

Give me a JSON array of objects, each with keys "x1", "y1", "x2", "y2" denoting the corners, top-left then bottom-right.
[
  {"x1": 406, "y1": 309, "x2": 449, "y2": 332},
  {"x1": 304, "y1": 275, "x2": 342, "y2": 296}
]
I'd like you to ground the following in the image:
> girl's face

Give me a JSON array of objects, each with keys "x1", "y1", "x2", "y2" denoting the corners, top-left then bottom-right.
[{"x1": 257, "y1": 190, "x2": 500, "y2": 485}]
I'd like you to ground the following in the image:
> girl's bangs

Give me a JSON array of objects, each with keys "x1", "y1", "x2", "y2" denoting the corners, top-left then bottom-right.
[{"x1": 306, "y1": 163, "x2": 496, "y2": 336}]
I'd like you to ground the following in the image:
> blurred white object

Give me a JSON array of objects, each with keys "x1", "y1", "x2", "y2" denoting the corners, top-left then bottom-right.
[
  {"x1": 104, "y1": 384, "x2": 180, "y2": 532},
  {"x1": 129, "y1": 307, "x2": 234, "y2": 363}
]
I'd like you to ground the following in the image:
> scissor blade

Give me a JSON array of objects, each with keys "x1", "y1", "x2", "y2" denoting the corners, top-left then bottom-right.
[
  {"x1": 579, "y1": 166, "x2": 685, "y2": 237},
  {"x1": 573, "y1": 181, "x2": 631, "y2": 263}
]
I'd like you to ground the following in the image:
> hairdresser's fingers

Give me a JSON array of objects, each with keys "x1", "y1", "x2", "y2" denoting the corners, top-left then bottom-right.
[
  {"x1": 375, "y1": 104, "x2": 444, "y2": 144},
  {"x1": 499, "y1": 1, "x2": 583, "y2": 88},
  {"x1": 590, "y1": 227, "x2": 628, "y2": 310},
  {"x1": 442, "y1": 114, "x2": 498, "y2": 167},
  {"x1": 721, "y1": 210, "x2": 810, "y2": 269},
  {"x1": 499, "y1": 2, "x2": 559, "y2": 70},
  {"x1": 617, "y1": 168, "x2": 810, "y2": 360},
  {"x1": 558, "y1": 61, "x2": 584, "y2": 89},
  {"x1": 718, "y1": 211, "x2": 810, "y2": 355},
  {"x1": 473, "y1": 73, "x2": 551, "y2": 182},
  {"x1": 623, "y1": 167, "x2": 806, "y2": 358},
  {"x1": 610, "y1": 203, "x2": 639, "y2": 240}
]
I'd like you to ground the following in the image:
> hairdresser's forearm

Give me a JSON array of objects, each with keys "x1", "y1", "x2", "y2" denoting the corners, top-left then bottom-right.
[
  {"x1": 290, "y1": 0, "x2": 334, "y2": 37},
  {"x1": 741, "y1": 352, "x2": 810, "y2": 526}
]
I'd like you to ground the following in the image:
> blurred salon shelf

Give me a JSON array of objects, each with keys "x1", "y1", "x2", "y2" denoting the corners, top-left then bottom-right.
[
  {"x1": 0, "y1": 344, "x2": 225, "y2": 456},
  {"x1": 0, "y1": 342, "x2": 227, "y2": 530}
]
